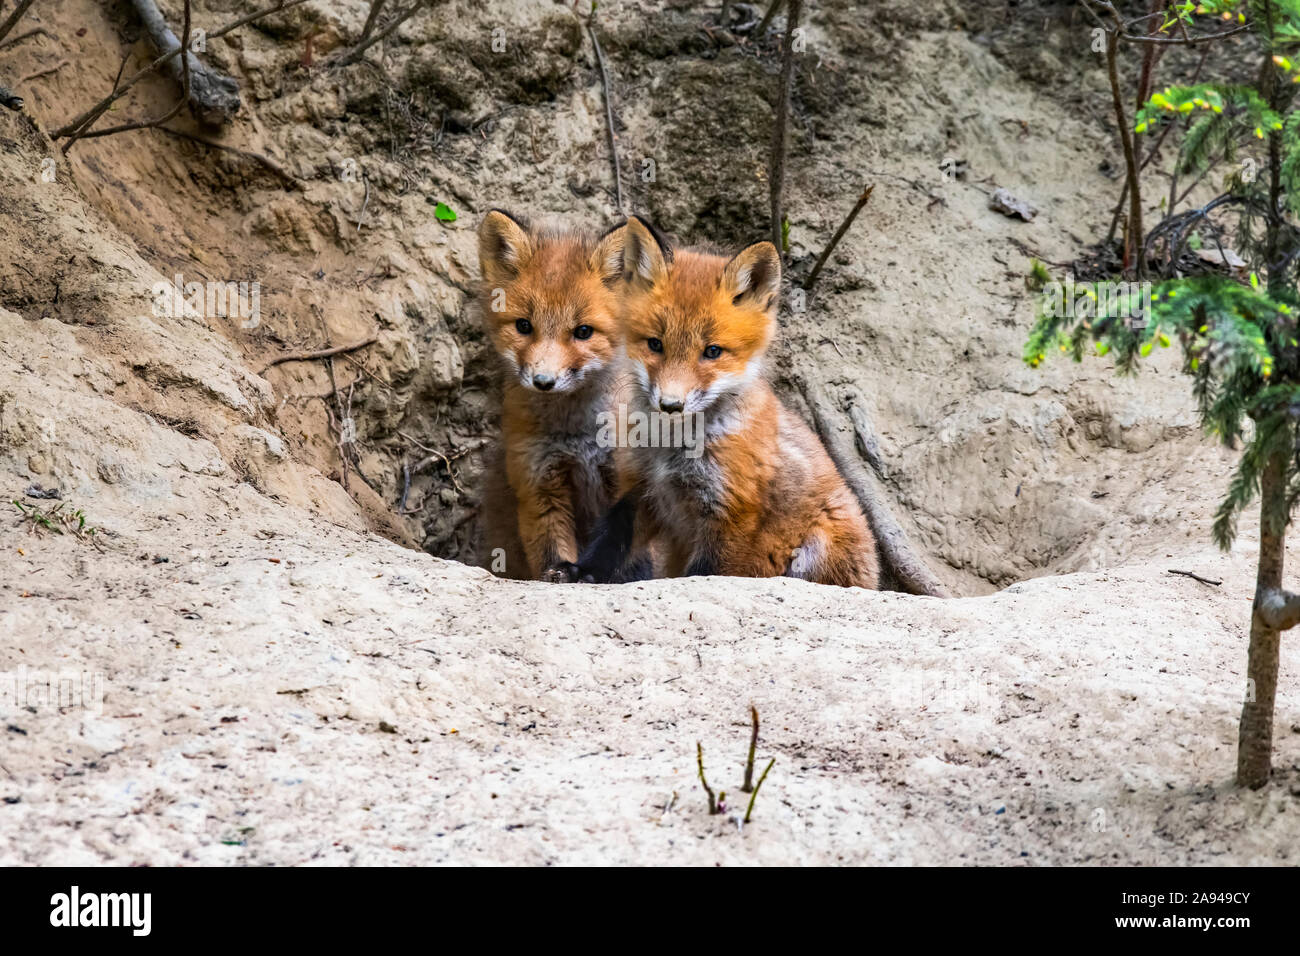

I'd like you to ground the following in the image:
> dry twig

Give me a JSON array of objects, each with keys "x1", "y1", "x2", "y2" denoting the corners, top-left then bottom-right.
[
  {"x1": 1168, "y1": 569, "x2": 1223, "y2": 587},
  {"x1": 16, "y1": 59, "x2": 68, "y2": 85},
  {"x1": 0, "y1": 0, "x2": 38, "y2": 46},
  {"x1": 53, "y1": 0, "x2": 312, "y2": 143},
  {"x1": 755, "y1": 0, "x2": 784, "y2": 35},
  {"x1": 259, "y1": 336, "x2": 378, "y2": 373},
  {"x1": 584, "y1": 8, "x2": 624, "y2": 215},
  {"x1": 333, "y1": 0, "x2": 429, "y2": 67},
  {"x1": 804, "y1": 184, "x2": 874, "y2": 291},
  {"x1": 768, "y1": 0, "x2": 801, "y2": 252}
]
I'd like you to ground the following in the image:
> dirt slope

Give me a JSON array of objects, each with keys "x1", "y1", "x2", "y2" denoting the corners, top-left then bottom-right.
[{"x1": 0, "y1": 0, "x2": 1297, "y2": 864}]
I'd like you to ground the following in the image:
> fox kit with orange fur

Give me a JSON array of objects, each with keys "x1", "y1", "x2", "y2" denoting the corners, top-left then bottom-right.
[
  {"x1": 477, "y1": 209, "x2": 632, "y2": 581},
  {"x1": 573, "y1": 217, "x2": 879, "y2": 589}
]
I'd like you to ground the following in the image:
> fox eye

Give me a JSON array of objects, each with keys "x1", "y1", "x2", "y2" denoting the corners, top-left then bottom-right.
[
  {"x1": 647, "y1": 337, "x2": 663, "y2": 353},
  {"x1": 702, "y1": 344, "x2": 723, "y2": 360},
  {"x1": 574, "y1": 324, "x2": 594, "y2": 340},
  {"x1": 515, "y1": 318, "x2": 533, "y2": 335}
]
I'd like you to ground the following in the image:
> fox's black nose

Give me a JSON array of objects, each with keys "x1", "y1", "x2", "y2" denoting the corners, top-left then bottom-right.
[
  {"x1": 659, "y1": 397, "x2": 684, "y2": 413},
  {"x1": 533, "y1": 373, "x2": 556, "y2": 391}
]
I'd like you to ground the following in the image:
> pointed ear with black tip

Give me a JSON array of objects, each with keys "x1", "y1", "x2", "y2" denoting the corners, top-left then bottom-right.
[
  {"x1": 590, "y1": 220, "x2": 628, "y2": 285},
  {"x1": 623, "y1": 216, "x2": 672, "y2": 289},
  {"x1": 721, "y1": 241, "x2": 782, "y2": 314},
  {"x1": 479, "y1": 209, "x2": 534, "y2": 287}
]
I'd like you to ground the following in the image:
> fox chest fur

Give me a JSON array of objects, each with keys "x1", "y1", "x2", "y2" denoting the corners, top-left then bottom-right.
[{"x1": 502, "y1": 378, "x2": 619, "y2": 545}]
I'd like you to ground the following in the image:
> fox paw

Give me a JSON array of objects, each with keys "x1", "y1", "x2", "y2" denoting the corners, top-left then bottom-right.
[{"x1": 541, "y1": 562, "x2": 584, "y2": 584}]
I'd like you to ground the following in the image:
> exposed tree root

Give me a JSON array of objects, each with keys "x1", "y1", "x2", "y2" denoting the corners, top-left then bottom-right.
[
  {"x1": 800, "y1": 379, "x2": 951, "y2": 598},
  {"x1": 129, "y1": 0, "x2": 240, "y2": 128}
]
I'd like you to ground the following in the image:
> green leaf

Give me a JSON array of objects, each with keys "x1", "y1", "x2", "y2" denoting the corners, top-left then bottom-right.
[{"x1": 434, "y1": 202, "x2": 458, "y2": 222}]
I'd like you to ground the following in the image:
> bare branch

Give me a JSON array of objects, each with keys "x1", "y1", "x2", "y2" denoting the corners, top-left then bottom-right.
[
  {"x1": 62, "y1": 0, "x2": 197, "y2": 152},
  {"x1": 359, "y1": 0, "x2": 389, "y2": 43},
  {"x1": 804, "y1": 184, "x2": 874, "y2": 291},
  {"x1": 0, "y1": 0, "x2": 38, "y2": 46},
  {"x1": 1120, "y1": 25, "x2": 1248, "y2": 45},
  {"x1": 585, "y1": 9, "x2": 623, "y2": 216},
  {"x1": 52, "y1": 0, "x2": 313, "y2": 140},
  {"x1": 1103, "y1": 26, "x2": 1144, "y2": 277},
  {"x1": 768, "y1": 0, "x2": 801, "y2": 252},
  {"x1": 755, "y1": 0, "x2": 784, "y2": 36},
  {"x1": 332, "y1": 0, "x2": 429, "y2": 67},
  {"x1": 1168, "y1": 568, "x2": 1222, "y2": 587},
  {"x1": 259, "y1": 336, "x2": 379, "y2": 374},
  {"x1": 127, "y1": 0, "x2": 239, "y2": 127}
]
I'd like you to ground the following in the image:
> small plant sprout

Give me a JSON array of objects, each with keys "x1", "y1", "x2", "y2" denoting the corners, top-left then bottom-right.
[
  {"x1": 743, "y1": 758, "x2": 775, "y2": 825},
  {"x1": 741, "y1": 703, "x2": 759, "y2": 793},
  {"x1": 696, "y1": 741, "x2": 724, "y2": 814},
  {"x1": 12, "y1": 499, "x2": 105, "y2": 550},
  {"x1": 697, "y1": 705, "x2": 777, "y2": 823},
  {"x1": 1026, "y1": 258, "x2": 1051, "y2": 292}
]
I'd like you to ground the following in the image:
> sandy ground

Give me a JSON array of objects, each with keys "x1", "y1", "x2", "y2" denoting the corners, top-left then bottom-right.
[{"x1": 2, "y1": 504, "x2": 1298, "y2": 865}]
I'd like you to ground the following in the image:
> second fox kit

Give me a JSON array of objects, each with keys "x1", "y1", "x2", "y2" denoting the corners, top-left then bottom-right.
[
  {"x1": 478, "y1": 209, "x2": 628, "y2": 580},
  {"x1": 576, "y1": 217, "x2": 880, "y2": 589}
]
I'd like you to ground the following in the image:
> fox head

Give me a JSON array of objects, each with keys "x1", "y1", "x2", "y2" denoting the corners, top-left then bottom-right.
[
  {"x1": 478, "y1": 209, "x2": 626, "y2": 394},
  {"x1": 619, "y1": 216, "x2": 780, "y2": 415}
]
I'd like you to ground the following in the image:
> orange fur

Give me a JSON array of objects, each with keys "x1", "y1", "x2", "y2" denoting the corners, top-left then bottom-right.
[
  {"x1": 478, "y1": 210, "x2": 627, "y2": 579},
  {"x1": 611, "y1": 217, "x2": 879, "y2": 588}
]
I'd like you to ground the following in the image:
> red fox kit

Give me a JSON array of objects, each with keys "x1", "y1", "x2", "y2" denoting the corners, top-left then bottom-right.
[
  {"x1": 573, "y1": 216, "x2": 880, "y2": 588},
  {"x1": 477, "y1": 209, "x2": 631, "y2": 580}
]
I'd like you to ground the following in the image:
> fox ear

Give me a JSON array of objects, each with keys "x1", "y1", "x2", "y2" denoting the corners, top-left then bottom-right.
[
  {"x1": 721, "y1": 241, "x2": 781, "y2": 314},
  {"x1": 623, "y1": 216, "x2": 672, "y2": 288},
  {"x1": 479, "y1": 209, "x2": 534, "y2": 286},
  {"x1": 590, "y1": 220, "x2": 627, "y2": 284}
]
